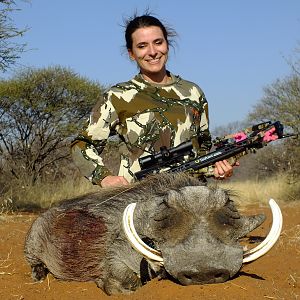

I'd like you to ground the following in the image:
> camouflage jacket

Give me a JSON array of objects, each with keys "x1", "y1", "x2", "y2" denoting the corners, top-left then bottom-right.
[{"x1": 71, "y1": 72, "x2": 212, "y2": 184}]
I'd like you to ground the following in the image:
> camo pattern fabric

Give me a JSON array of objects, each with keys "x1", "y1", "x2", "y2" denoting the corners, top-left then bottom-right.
[{"x1": 71, "y1": 72, "x2": 212, "y2": 184}]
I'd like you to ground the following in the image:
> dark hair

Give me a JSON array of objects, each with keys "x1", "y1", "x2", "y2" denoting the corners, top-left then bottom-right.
[{"x1": 124, "y1": 13, "x2": 177, "y2": 50}]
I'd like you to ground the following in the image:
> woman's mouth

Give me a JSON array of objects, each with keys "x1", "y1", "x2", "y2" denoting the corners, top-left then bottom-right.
[{"x1": 146, "y1": 58, "x2": 161, "y2": 64}]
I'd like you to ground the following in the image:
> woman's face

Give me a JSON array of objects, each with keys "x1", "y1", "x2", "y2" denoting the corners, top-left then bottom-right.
[{"x1": 128, "y1": 26, "x2": 169, "y2": 82}]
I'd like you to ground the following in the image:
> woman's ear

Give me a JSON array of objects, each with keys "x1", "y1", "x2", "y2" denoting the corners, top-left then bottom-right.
[{"x1": 128, "y1": 49, "x2": 135, "y2": 61}]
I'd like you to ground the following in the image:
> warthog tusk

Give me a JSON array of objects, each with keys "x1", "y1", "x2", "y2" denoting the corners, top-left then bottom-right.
[
  {"x1": 122, "y1": 203, "x2": 164, "y2": 266},
  {"x1": 243, "y1": 199, "x2": 282, "y2": 256},
  {"x1": 243, "y1": 199, "x2": 283, "y2": 263}
]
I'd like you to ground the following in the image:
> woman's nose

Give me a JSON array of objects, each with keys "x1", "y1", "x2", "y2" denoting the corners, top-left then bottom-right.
[{"x1": 148, "y1": 44, "x2": 157, "y2": 56}]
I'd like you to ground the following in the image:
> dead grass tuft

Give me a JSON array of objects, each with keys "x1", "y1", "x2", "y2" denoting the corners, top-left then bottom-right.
[
  {"x1": 0, "y1": 249, "x2": 13, "y2": 276},
  {"x1": 219, "y1": 173, "x2": 300, "y2": 206},
  {"x1": 0, "y1": 177, "x2": 100, "y2": 212},
  {"x1": 281, "y1": 224, "x2": 300, "y2": 249}
]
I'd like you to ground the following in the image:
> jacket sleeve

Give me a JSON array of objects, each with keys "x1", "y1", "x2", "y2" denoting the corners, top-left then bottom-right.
[
  {"x1": 71, "y1": 93, "x2": 118, "y2": 185},
  {"x1": 197, "y1": 93, "x2": 212, "y2": 154}
]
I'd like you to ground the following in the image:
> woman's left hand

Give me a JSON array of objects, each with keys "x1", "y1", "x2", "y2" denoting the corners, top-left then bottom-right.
[{"x1": 214, "y1": 160, "x2": 239, "y2": 179}]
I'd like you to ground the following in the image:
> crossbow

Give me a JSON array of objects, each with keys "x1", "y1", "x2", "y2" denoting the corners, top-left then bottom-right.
[{"x1": 134, "y1": 121, "x2": 296, "y2": 180}]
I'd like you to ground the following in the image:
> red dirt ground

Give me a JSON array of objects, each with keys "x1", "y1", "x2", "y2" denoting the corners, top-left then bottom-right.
[{"x1": 0, "y1": 201, "x2": 299, "y2": 300}]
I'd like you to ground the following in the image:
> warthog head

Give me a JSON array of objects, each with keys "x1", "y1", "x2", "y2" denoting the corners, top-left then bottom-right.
[{"x1": 122, "y1": 176, "x2": 282, "y2": 286}]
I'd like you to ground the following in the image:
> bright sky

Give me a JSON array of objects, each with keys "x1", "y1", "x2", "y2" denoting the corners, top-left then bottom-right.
[{"x1": 4, "y1": 0, "x2": 300, "y2": 129}]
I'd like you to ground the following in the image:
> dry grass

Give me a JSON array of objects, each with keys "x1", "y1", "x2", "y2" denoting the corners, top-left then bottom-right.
[
  {"x1": 216, "y1": 173, "x2": 299, "y2": 205},
  {"x1": 0, "y1": 173, "x2": 299, "y2": 212},
  {"x1": 0, "y1": 248, "x2": 13, "y2": 276},
  {"x1": 281, "y1": 224, "x2": 300, "y2": 252},
  {"x1": 0, "y1": 177, "x2": 100, "y2": 212}
]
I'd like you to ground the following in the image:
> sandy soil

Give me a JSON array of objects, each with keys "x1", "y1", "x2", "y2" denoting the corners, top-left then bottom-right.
[{"x1": 0, "y1": 201, "x2": 299, "y2": 300}]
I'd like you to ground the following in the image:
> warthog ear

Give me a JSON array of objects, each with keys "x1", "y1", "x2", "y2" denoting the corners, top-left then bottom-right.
[{"x1": 235, "y1": 214, "x2": 266, "y2": 239}]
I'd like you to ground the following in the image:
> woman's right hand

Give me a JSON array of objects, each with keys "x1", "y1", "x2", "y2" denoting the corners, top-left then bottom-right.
[{"x1": 100, "y1": 175, "x2": 129, "y2": 187}]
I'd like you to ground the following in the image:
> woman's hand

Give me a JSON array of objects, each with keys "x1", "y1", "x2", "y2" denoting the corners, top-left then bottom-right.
[
  {"x1": 214, "y1": 160, "x2": 239, "y2": 180},
  {"x1": 100, "y1": 175, "x2": 129, "y2": 187}
]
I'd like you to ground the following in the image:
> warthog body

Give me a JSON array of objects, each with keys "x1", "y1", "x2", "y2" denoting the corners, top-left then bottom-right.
[{"x1": 25, "y1": 173, "x2": 266, "y2": 295}]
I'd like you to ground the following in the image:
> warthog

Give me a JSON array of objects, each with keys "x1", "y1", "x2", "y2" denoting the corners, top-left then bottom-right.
[{"x1": 24, "y1": 173, "x2": 282, "y2": 295}]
